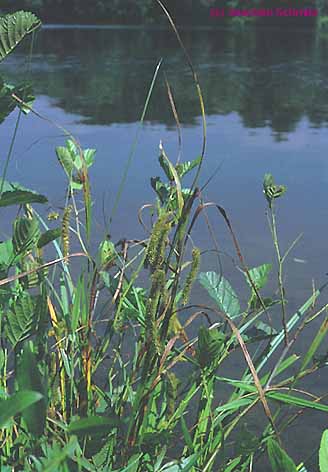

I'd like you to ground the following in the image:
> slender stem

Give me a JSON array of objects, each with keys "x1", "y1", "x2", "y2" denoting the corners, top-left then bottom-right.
[{"x1": 270, "y1": 202, "x2": 288, "y2": 345}]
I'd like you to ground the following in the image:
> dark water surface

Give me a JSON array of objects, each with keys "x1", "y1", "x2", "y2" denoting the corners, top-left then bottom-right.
[{"x1": 1, "y1": 25, "x2": 328, "y2": 466}]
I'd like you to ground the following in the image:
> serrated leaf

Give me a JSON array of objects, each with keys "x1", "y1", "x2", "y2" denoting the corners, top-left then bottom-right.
[
  {"x1": 6, "y1": 293, "x2": 37, "y2": 347},
  {"x1": 13, "y1": 216, "x2": 40, "y2": 255},
  {"x1": 267, "y1": 438, "x2": 297, "y2": 472},
  {"x1": 246, "y1": 263, "x2": 272, "y2": 291},
  {"x1": 176, "y1": 156, "x2": 201, "y2": 179},
  {"x1": 199, "y1": 271, "x2": 240, "y2": 318},
  {"x1": 0, "y1": 11, "x2": 41, "y2": 62}
]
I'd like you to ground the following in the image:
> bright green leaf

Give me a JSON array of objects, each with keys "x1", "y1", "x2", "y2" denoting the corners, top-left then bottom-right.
[
  {"x1": 199, "y1": 271, "x2": 240, "y2": 318},
  {"x1": 319, "y1": 430, "x2": 328, "y2": 472}
]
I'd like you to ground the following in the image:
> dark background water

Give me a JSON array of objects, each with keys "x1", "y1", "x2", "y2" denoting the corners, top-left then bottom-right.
[{"x1": 1, "y1": 25, "x2": 328, "y2": 467}]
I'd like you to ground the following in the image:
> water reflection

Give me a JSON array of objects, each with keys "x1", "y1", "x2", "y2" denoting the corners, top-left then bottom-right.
[{"x1": 2, "y1": 26, "x2": 328, "y2": 137}]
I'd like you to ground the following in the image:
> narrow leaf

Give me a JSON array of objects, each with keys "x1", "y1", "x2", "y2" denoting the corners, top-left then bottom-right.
[{"x1": 267, "y1": 438, "x2": 297, "y2": 472}]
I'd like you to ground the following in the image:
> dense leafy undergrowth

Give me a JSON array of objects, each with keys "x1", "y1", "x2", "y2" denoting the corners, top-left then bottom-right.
[{"x1": 0, "y1": 8, "x2": 328, "y2": 472}]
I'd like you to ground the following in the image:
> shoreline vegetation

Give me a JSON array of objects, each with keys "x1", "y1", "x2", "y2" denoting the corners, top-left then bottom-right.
[{"x1": 1, "y1": 4, "x2": 328, "y2": 471}]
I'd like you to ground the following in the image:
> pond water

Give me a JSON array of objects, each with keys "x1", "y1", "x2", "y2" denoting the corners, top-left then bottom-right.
[{"x1": 1, "y1": 25, "x2": 328, "y2": 467}]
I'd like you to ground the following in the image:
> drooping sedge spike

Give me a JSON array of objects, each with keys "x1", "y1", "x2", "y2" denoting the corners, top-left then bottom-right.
[{"x1": 61, "y1": 205, "x2": 72, "y2": 262}]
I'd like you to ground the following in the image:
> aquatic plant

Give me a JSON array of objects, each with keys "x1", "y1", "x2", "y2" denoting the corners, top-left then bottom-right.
[{"x1": 0, "y1": 6, "x2": 328, "y2": 472}]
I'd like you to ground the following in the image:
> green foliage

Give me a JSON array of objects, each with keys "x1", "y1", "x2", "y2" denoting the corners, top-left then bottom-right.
[
  {"x1": 0, "y1": 5, "x2": 326, "y2": 471},
  {"x1": 318, "y1": 16, "x2": 328, "y2": 33},
  {"x1": 246, "y1": 263, "x2": 272, "y2": 292},
  {"x1": 16, "y1": 342, "x2": 47, "y2": 437},
  {"x1": 6, "y1": 292, "x2": 38, "y2": 347},
  {"x1": 0, "y1": 11, "x2": 41, "y2": 62},
  {"x1": 319, "y1": 430, "x2": 328, "y2": 472},
  {"x1": 0, "y1": 238, "x2": 14, "y2": 277},
  {"x1": 196, "y1": 325, "x2": 225, "y2": 369},
  {"x1": 0, "y1": 79, "x2": 35, "y2": 124},
  {"x1": 0, "y1": 180, "x2": 47, "y2": 206},
  {"x1": 56, "y1": 139, "x2": 95, "y2": 191},
  {"x1": 199, "y1": 271, "x2": 241, "y2": 319},
  {"x1": 13, "y1": 215, "x2": 40, "y2": 256},
  {"x1": 67, "y1": 415, "x2": 121, "y2": 437},
  {"x1": 37, "y1": 227, "x2": 61, "y2": 249},
  {"x1": 267, "y1": 438, "x2": 297, "y2": 472},
  {"x1": 97, "y1": 239, "x2": 116, "y2": 268},
  {"x1": 0, "y1": 390, "x2": 43, "y2": 428},
  {"x1": 263, "y1": 173, "x2": 287, "y2": 206}
]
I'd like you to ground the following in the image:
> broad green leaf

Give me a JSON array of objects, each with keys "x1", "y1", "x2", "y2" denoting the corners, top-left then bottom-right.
[
  {"x1": 197, "y1": 325, "x2": 225, "y2": 369},
  {"x1": 151, "y1": 177, "x2": 170, "y2": 204},
  {"x1": 83, "y1": 148, "x2": 96, "y2": 167},
  {"x1": 0, "y1": 180, "x2": 47, "y2": 206},
  {"x1": 98, "y1": 239, "x2": 116, "y2": 267},
  {"x1": 199, "y1": 271, "x2": 240, "y2": 318},
  {"x1": 67, "y1": 415, "x2": 120, "y2": 437},
  {"x1": 176, "y1": 156, "x2": 201, "y2": 179},
  {"x1": 16, "y1": 342, "x2": 47, "y2": 437},
  {"x1": 0, "y1": 79, "x2": 35, "y2": 123},
  {"x1": 246, "y1": 263, "x2": 272, "y2": 291},
  {"x1": 0, "y1": 11, "x2": 41, "y2": 62},
  {"x1": 319, "y1": 430, "x2": 328, "y2": 472},
  {"x1": 243, "y1": 320, "x2": 277, "y2": 342},
  {"x1": 0, "y1": 238, "x2": 13, "y2": 274},
  {"x1": 56, "y1": 145, "x2": 74, "y2": 177},
  {"x1": 267, "y1": 438, "x2": 297, "y2": 472},
  {"x1": 37, "y1": 227, "x2": 61, "y2": 249},
  {"x1": 56, "y1": 140, "x2": 95, "y2": 180},
  {"x1": 6, "y1": 292, "x2": 37, "y2": 347},
  {"x1": 13, "y1": 215, "x2": 40, "y2": 255},
  {"x1": 0, "y1": 390, "x2": 43, "y2": 428}
]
